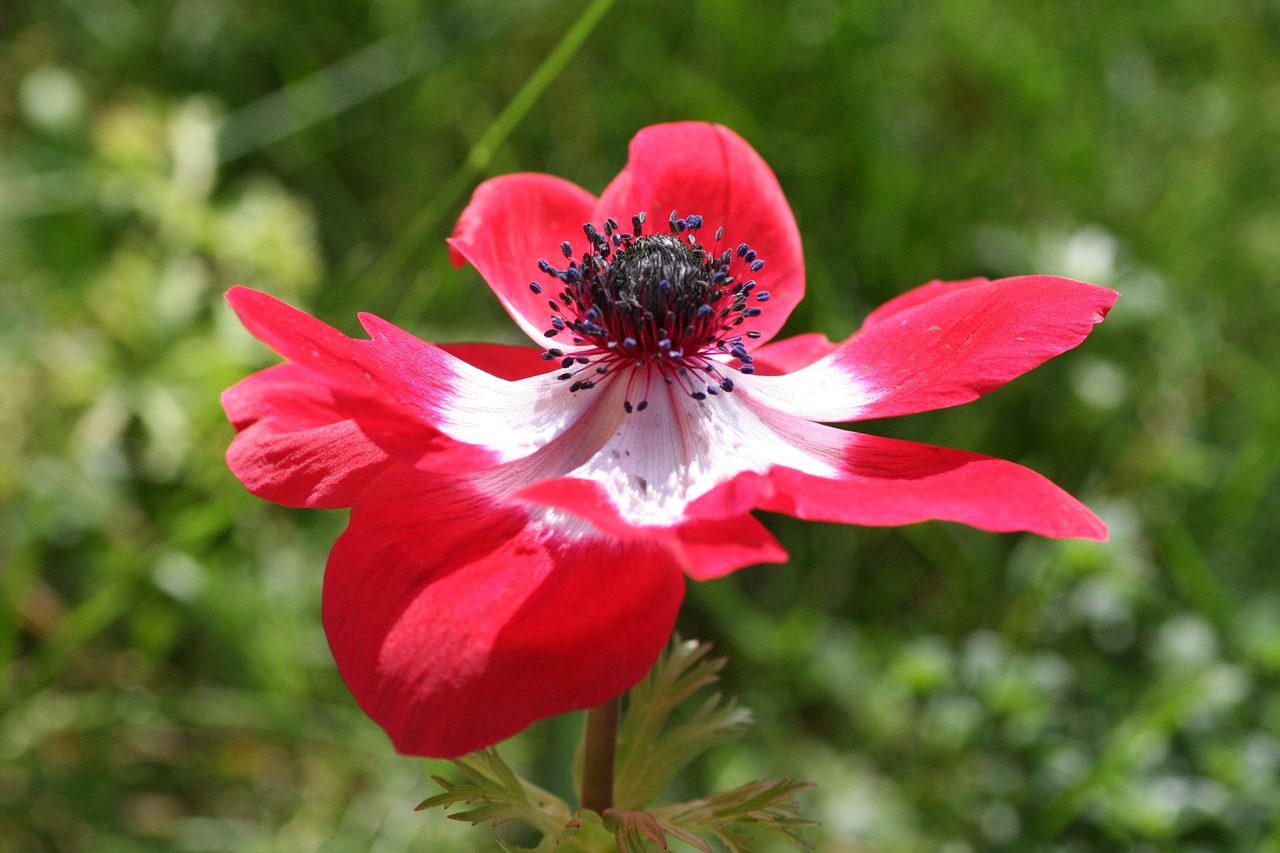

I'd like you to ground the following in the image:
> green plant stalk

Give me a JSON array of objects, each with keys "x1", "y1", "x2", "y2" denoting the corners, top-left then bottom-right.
[
  {"x1": 374, "y1": 0, "x2": 618, "y2": 323},
  {"x1": 580, "y1": 694, "x2": 620, "y2": 814}
]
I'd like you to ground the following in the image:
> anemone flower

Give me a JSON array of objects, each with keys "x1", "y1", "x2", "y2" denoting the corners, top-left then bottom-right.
[{"x1": 222, "y1": 122, "x2": 1117, "y2": 758}]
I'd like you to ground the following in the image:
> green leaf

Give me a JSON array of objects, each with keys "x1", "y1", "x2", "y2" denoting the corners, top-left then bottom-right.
[
  {"x1": 614, "y1": 636, "x2": 754, "y2": 810},
  {"x1": 416, "y1": 746, "x2": 572, "y2": 840},
  {"x1": 601, "y1": 777, "x2": 816, "y2": 853},
  {"x1": 608, "y1": 809, "x2": 712, "y2": 853},
  {"x1": 650, "y1": 777, "x2": 819, "y2": 853},
  {"x1": 420, "y1": 639, "x2": 816, "y2": 851},
  {"x1": 610, "y1": 810, "x2": 672, "y2": 853},
  {"x1": 546, "y1": 809, "x2": 625, "y2": 853}
]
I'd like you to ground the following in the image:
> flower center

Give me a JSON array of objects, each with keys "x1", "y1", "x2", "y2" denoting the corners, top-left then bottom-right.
[{"x1": 530, "y1": 212, "x2": 771, "y2": 413}]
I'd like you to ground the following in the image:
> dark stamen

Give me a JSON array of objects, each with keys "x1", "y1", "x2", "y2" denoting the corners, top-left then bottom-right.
[{"x1": 532, "y1": 210, "x2": 770, "y2": 411}]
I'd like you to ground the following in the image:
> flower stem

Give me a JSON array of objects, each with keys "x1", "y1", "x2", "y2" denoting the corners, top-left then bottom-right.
[{"x1": 580, "y1": 695, "x2": 620, "y2": 814}]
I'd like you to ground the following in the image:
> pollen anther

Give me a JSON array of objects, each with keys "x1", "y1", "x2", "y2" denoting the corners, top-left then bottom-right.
[{"x1": 535, "y1": 211, "x2": 768, "y2": 411}]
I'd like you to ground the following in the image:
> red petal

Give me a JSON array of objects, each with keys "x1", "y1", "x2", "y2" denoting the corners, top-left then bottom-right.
[
  {"x1": 860, "y1": 278, "x2": 989, "y2": 328},
  {"x1": 322, "y1": 467, "x2": 686, "y2": 758},
  {"x1": 226, "y1": 287, "x2": 513, "y2": 472},
  {"x1": 836, "y1": 276, "x2": 1118, "y2": 419},
  {"x1": 674, "y1": 514, "x2": 789, "y2": 580},
  {"x1": 511, "y1": 475, "x2": 788, "y2": 579},
  {"x1": 511, "y1": 476, "x2": 645, "y2": 540},
  {"x1": 226, "y1": 287, "x2": 447, "y2": 423},
  {"x1": 744, "y1": 276, "x2": 1118, "y2": 422},
  {"x1": 448, "y1": 174, "x2": 598, "y2": 345},
  {"x1": 749, "y1": 332, "x2": 838, "y2": 375},
  {"x1": 436, "y1": 342, "x2": 550, "y2": 381},
  {"x1": 759, "y1": 429, "x2": 1107, "y2": 540},
  {"x1": 595, "y1": 123, "x2": 804, "y2": 347},
  {"x1": 683, "y1": 469, "x2": 776, "y2": 521},
  {"x1": 223, "y1": 364, "x2": 395, "y2": 508}
]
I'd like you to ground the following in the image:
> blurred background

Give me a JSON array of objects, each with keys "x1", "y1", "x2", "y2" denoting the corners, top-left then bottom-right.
[{"x1": 4, "y1": 0, "x2": 1279, "y2": 850}]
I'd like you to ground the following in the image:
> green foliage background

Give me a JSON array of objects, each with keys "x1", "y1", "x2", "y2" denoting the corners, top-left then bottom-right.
[{"x1": 4, "y1": 0, "x2": 1279, "y2": 850}]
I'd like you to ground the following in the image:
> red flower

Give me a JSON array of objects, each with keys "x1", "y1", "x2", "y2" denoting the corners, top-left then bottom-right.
[{"x1": 222, "y1": 122, "x2": 1117, "y2": 758}]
